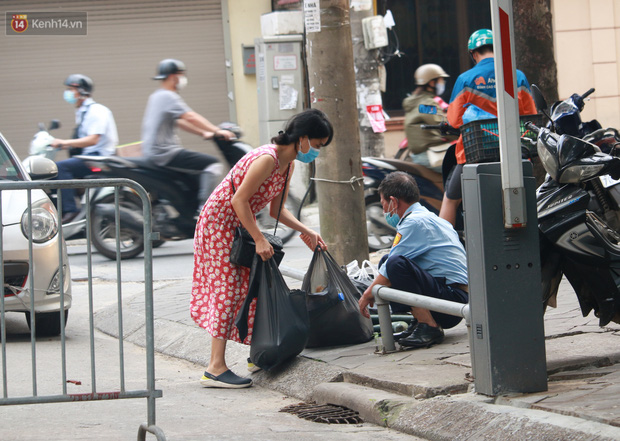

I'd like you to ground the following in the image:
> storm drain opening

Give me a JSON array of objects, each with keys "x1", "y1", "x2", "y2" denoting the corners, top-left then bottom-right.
[{"x1": 280, "y1": 402, "x2": 363, "y2": 424}]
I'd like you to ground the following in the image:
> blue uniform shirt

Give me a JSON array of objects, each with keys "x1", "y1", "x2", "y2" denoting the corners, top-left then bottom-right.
[{"x1": 379, "y1": 202, "x2": 468, "y2": 285}]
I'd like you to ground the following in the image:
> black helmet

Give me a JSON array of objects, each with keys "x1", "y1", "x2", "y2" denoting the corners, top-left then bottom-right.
[
  {"x1": 153, "y1": 59, "x2": 186, "y2": 80},
  {"x1": 64, "y1": 74, "x2": 93, "y2": 95}
]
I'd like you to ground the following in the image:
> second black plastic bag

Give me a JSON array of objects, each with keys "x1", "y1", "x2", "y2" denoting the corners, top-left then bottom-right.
[
  {"x1": 235, "y1": 256, "x2": 309, "y2": 371},
  {"x1": 302, "y1": 248, "x2": 374, "y2": 348}
]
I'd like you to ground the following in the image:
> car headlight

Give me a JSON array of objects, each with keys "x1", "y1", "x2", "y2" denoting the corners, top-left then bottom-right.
[{"x1": 21, "y1": 198, "x2": 58, "y2": 243}]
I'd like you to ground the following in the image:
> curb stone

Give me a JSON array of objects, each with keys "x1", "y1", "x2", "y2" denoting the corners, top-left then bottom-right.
[{"x1": 313, "y1": 382, "x2": 620, "y2": 441}]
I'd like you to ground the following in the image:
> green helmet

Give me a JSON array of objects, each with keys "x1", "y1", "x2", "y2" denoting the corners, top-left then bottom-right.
[{"x1": 468, "y1": 29, "x2": 493, "y2": 51}]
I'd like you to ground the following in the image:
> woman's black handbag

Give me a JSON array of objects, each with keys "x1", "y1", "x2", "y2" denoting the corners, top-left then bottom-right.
[
  {"x1": 230, "y1": 228, "x2": 284, "y2": 268},
  {"x1": 229, "y1": 166, "x2": 289, "y2": 268}
]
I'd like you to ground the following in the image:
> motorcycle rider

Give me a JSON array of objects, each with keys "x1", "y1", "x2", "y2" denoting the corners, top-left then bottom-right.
[
  {"x1": 402, "y1": 64, "x2": 456, "y2": 172},
  {"x1": 141, "y1": 59, "x2": 235, "y2": 213},
  {"x1": 51, "y1": 74, "x2": 118, "y2": 223},
  {"x1": 440, "y1": 29, "x2": 536, "y2": 226}
]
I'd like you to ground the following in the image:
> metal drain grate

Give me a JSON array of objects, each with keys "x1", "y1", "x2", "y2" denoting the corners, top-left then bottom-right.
[{"x1": 280, "y1": 402, "x2": 363, "y2": 424}]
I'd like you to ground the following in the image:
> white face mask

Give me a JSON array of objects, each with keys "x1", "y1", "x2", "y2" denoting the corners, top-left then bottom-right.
[
  {"x1": 176, "y1": 75, "x2": 188, "y2": 90},
  {"x1": 435, "y1": 81, "x2": 445, "y2": 96}
]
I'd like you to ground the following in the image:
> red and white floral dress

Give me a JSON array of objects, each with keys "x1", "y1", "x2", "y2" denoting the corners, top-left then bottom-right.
[{"x1": 190, "y1": 145, "x2": 289, "y2": 344}]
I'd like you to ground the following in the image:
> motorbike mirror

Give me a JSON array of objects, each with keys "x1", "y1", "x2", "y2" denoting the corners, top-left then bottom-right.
[
  {"x1": 531, "y1": 84, "x2": 548, "y2": 113},
  {"x1": 48, "y1": 120, "x2": 61, "y2": 131},
  {"x1": 22, "y1": 156, "x2": 58, "y2": 180}
]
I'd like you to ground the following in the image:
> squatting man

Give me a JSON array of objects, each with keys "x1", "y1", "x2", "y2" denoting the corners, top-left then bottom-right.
[{"x1": 358, "y1": 171, "x2": 469, "y2": 348}]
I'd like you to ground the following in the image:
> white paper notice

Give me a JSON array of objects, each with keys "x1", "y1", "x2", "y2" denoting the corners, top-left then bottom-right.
[
  {"x1": 280, "y1": 85, "x2": 298, "y2": 110},
  {"x1": 273, "y1": 55, "x2": 297, "y2": 71},
  {"x1": 384, "y1": 10, "x2": 396, "y2": 29},
  {"x1": 351, "y1": 0, "x2": 372, "y2": 11},
  {"x1": 304, "y1": 0, "x2": 321, "y2": 33}
]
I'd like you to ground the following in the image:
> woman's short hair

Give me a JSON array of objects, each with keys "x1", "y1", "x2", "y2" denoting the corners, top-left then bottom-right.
[
  {"x1": 378, "y1": 171, "x2": 420, "y2": 204},
  {"x1": 271, "y1": 108, "x2": 334, "y2": 146}
]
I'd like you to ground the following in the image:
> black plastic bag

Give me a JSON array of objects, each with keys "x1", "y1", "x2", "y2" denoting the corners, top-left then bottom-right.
[
  {"x1": 302, "y1": 248, "x2": 374, "y2": 348},
  {"x1": 235, "y1": 256, "x2": 309, "y2": 371}
]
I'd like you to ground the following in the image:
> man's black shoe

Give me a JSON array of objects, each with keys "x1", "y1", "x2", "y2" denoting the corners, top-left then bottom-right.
[
  {"x1": 393, "y1": 318, "x2": 418, "y2": 342},
  {"x1": 398, "y1": 323, "x2": 444, "y2": 349}
]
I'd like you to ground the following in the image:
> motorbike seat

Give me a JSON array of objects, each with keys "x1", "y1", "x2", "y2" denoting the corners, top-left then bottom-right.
[
  {"x1": 378, "y1": 158, "x2": 443, "y2": 187},
  {"x1": 75, "y1": 155, "x2": 139, "y2": 168},
  {"x1": 119, "y1": 157, "x2": 200, "y2": 179}
]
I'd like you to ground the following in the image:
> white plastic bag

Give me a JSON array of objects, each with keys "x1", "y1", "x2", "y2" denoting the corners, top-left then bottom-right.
[{"x1": 345, "y1": 259, "x2": 377, "y2": 283}]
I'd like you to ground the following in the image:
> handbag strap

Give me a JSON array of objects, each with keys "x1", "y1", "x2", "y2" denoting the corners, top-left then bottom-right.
[{"x1": 230, "y1": 163, "x2": 290, "y2": 236}]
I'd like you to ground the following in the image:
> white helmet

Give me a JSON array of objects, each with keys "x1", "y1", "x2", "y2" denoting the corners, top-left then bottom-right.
[{"x1": 414, "y1": 64, "x2": 449, "y2": 86}]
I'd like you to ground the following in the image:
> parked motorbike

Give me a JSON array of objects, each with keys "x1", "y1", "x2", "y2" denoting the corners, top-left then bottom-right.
[
  {"x1": 80, "y1": 125, "x2": 301, "y2": 260},
  {"x1": 530, "y1": 84, "x2": 620, "y2": 326}
]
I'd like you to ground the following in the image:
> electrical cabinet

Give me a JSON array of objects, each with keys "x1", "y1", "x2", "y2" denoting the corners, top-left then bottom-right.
[
  {"x1": 255, "y1": 35, "x2": 305, "y2": 145},
  {"x1": 362, "y1": 15, "x2": 388, "y2": 50},
  {"x1": 463, "y1": 162, "x2": 547, "y2": 395}
]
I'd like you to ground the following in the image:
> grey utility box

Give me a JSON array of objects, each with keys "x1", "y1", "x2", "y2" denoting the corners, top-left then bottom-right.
[
  {"x1": 255, "y1": 35, "x2": 305, "y2": 146},
  {"x1": 462, "y1": 161, "x2": 547, "y2": 395}
]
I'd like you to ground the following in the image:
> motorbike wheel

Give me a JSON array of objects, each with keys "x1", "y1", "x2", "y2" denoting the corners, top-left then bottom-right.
[
  {"x1": 365, "y1": 193, "x2": 396, "y2": 252},
  {"x1": 256, "y1": 194, "x2": 301, "y2": 245},
  {"x1": 90, "y1": 191, "x2": 145, "y2": 260}
]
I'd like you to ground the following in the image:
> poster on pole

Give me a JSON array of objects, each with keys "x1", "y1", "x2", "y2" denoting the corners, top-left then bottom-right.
[
  {"x1": 303, "y1": 0, "x2": 320, "y2": 33},
  {"x1": 366, "y1": 104, "x2": 386, "y2": 133}
]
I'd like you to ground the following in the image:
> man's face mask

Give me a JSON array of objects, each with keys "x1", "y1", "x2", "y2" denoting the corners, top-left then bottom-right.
[
  {"x1": 64, "y1": 90, "x2": 77, "y2": 104},
  {"x1": 384, "y1": 199, "x2": 400, "y2": 228},
  {"x1": 435, "y1": 80, "x2": 445, "y2": 97},
  {"x1": 176, "y1": 75, "x2": 188, "y2": 90}
]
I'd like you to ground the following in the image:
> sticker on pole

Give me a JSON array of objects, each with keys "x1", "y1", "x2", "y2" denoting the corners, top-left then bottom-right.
[
  {"x1": 366, "y1": 105, "x2": 386, "y2": 133},
  {"x1": 304, "y1": 0, "x2": 321, "y2": 33}
]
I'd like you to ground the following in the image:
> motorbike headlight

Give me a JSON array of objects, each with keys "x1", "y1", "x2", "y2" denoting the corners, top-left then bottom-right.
[
  {"x1": 538, "y1": 142, "x2": 559, "y2": 181},
  {"x1": 559, "y1": 164, "x2": 605, "y2": 184},
  {"x1": 21, "y1": 198, "x2": 58, "y2": 243}
]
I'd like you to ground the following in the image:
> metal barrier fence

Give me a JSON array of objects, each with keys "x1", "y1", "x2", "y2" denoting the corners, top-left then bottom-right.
[
  {"x1": 0, "y1": 178, "x2": 165, "y2": 440},
  {"x1": 371, "y1": 285, "x2": 470, "y2": 353}
]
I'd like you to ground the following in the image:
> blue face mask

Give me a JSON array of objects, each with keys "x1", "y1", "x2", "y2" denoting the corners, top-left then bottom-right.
[
  {"x1": 384, "y1": 202, "x2": 400, "y2": 228},
  {"x1": 64, "y1": 90, "x2": 77, "y2": 104},
  {"x1": 296, "y1": 139, "x2": 320, "y2": 163}
]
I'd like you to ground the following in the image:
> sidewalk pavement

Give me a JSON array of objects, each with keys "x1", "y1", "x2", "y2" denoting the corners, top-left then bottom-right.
[{"x1": 94, "y1": 204, "x2": 620, "y2": 441}]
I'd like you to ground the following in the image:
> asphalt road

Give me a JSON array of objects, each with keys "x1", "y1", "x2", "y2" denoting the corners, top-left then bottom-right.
[{"x1": 67, "y1": 238, "x2": 196, "y2": 283}]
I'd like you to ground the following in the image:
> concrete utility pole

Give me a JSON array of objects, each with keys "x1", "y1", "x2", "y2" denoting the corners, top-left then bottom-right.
[
  {"x1": 350, "y1": 3, "x2": 385, "y2": 157},
  {"x1": 304, "y1": 0, "x2": 369, "y2": 265}
]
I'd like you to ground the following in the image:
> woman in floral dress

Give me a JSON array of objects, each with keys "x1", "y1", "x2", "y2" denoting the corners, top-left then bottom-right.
[{"x1": 192, "y1": 109, "x2": 333, "y2": 388}]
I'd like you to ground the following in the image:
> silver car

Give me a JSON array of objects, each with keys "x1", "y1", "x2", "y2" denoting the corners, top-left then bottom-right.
[{"x1": 0, "y1": 132, "x2": 71, "y2": 337}]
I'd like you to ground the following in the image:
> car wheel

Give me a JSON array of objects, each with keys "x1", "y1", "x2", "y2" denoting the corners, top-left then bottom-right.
[
  {"x1": 90, "y1": 191, "x2": 145, "y2": 260},
  {"x1": 25, "y1": 310, "x2": 69, "y2": 337},
  {"x1": 365, "y1": 193, "x2": 396, "y2": 252}
]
